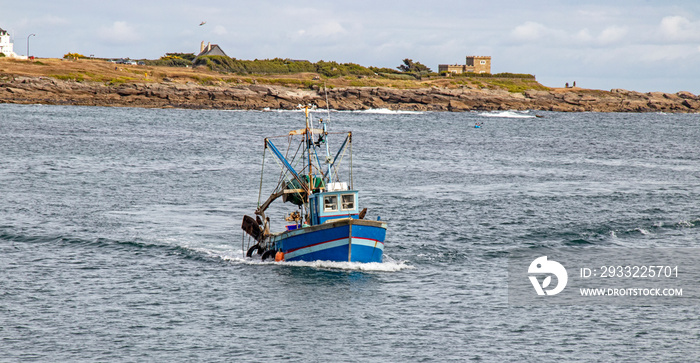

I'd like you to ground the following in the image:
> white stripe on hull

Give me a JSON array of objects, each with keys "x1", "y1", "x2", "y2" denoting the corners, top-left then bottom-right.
[{"x1": 284, "y1": 237, "x2": 384, "y2": 260}]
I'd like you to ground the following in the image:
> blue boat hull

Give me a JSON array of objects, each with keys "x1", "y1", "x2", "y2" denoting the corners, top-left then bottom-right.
[{"x1": 270, "y1": 219, "x2": 387, "y2": 263}]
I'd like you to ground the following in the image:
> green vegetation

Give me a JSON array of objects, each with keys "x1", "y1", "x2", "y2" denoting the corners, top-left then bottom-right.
[
  {"x1": 444, "y1": 71, "x2": 536, "y2": 79},
  {"x1": 165, "y1": 53, "x2": 196, "y2": 61},
  {"x1": 106, "y1": 76, "x2": 136, "y2": 85},
  {"x1": 315, "y1": 61, "x2": 374, "y2": 77},
  {"x1": 193, "y1": 56, "x2": 327, "y2": 75},
  {"x1": 193, "y1": 56, "x2": 309, "y2": 74},
  {"x1": 51, "y1": 73, "x2": 86, "y2": 81},
  {"x1": 375, "y1": 72, "x2": 415, "y2": 80},
  {"x1": 147, "y1": 54, "x2": 540, "y2": 91},
  {"x1": 0, "y1": 53, "x2": 5, "y2": 58},
  {"x1": 48, "y1": 71, "x2": 137, "y2": 85},
  {"x1": 191, "y1": 56, "x2": 380, "y2": 78},
  {"x1": 397, "y1": 58, "x2": 432, "y2": 73},
  {"x1": 145, "y1": 53, "x2": 196, "y2": 67},
  {"x1": 368, "y1": 66, "x2": 401, "y2": 75},
  {"x1": 447, "y1": 76, "x2": 546, "y2": 93},
  {"x1": 488, "y1": 78, "x2": 548, "y2": 93}
]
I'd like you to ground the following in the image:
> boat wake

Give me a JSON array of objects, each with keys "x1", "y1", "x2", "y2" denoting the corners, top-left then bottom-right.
[
  {"x1": 478, "y1": 110, "x2": 535, "y2": 118},
  {"x1": 208, "y1": 248, "x2": 413, "y2": 272},
  {"x1": 279, "y1": 255, "x2": 413, "y2": 272}
]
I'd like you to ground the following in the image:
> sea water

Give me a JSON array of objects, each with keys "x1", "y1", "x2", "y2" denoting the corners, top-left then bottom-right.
[{"x1": 1, "y1": 104, "x2": 699, "y2": 361}]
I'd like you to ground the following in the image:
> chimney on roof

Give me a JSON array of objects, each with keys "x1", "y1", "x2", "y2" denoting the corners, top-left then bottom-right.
[
  {"x1": 207, "y1": 42, "x2": 211, "y2": 52},
  {"x1": 200, "y1": 41, "x2": 205, "y2": 53}
]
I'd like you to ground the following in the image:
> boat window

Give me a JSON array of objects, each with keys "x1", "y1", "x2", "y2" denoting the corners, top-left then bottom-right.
[
  {"x1": 323, "y1": 195, "x2": 338, "y2": 211},
  {"x1": 341, "y1": 194, "x2": 355, "y2": 211}
]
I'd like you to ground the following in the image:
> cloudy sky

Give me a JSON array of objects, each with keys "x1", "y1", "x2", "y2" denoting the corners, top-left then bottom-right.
[{"x1": 2, "y1": 0, "x2": 700, "y2": 93}]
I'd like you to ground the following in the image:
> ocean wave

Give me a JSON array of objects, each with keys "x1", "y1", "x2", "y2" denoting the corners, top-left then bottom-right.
[
  {"x1": 341, "y1": 108, "x2": 424, "y2": 115},
  {"x1": 677, "y1": 219, "x2": 698, "y2": 228},
  {"x1": 0, "y1": 231, "x2": 180, "y2": 254},
  {"x1": 478, "y1": 110, "x2": 536, "y2": 118},
  {"x1": 223, "y1": 108, "x2": 423, "y2": 115}
]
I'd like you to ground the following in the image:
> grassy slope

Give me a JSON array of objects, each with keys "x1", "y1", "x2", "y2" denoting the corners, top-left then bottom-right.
[{"x1": 0, "y1": 58, "x2": 550, "y2": 92}]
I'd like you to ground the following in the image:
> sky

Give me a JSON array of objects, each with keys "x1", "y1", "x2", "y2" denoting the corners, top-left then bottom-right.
[{"x1": 2, "y1": 0, "x2": 700, "y2": 93}]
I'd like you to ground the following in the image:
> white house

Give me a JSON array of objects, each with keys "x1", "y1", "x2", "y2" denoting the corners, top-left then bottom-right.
[{"x1": 0, "y1": 27, "x2": 27, "y2": 59}]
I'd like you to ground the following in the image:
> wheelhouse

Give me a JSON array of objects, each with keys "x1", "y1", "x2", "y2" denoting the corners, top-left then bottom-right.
[{"x1": 309, "y1": 183, "x2": 359, "y2": 225}]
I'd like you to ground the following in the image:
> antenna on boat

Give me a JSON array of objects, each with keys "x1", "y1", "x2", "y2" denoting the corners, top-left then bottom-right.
[{"x1": 324, "y1": 81, "x2": 331, "y2": 124}]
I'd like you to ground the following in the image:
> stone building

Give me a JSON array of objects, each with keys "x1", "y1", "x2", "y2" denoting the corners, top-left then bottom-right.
[
  {"x1": 439, "y1": 56, "x2": 491, "y2": 75},
  {"x1": 197, "y1": 41, "x2": 228, "y2": 57}
]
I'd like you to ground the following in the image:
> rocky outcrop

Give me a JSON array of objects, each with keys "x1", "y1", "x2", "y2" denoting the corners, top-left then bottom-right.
[{"x1": 1, "y1": 76, "x2": 698, "y2": 113}]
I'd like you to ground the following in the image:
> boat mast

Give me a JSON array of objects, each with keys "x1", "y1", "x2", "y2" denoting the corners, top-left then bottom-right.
[
  {"x1": 323, "y1": 82, "x2": 333, "y2": 183},
  {"x1": 323, "y1": 119, "x2": 332, "y2": 182},
  {"x1": 305, "y1": 105, "x2": 313, "y2": 201}
]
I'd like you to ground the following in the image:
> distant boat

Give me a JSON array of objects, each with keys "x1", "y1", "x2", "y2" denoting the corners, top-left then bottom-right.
[{"x1": 241, "y1": 106, "x2": 387, "y2": 262}]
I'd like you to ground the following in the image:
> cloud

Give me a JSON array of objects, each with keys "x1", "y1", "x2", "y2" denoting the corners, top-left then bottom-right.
[
  {"x1": 287, "y1": 20, "x2": 350, "y2": 50},
  {"x1": 14, "y1": 14, "x2": 70, "y2": 28},
  {"x1": 659, "y1": 15, "x2": 700, "y2": 42},
  {"x1": 597, "y1": 26, "x2": 627, "y2": 44},
  {"x1": 98, "y1": 21, "x2": 140, "y2": 45},
  {"x1": 511, "y1": 22, "x2": 627, "y2": 46},
  {"x1": 574, "y1": 29, "x2": 594, "y2": 43},
  {"x1": 213, "y1": 25, "x2": 227, "y2": 35},
  {"x1": 511, "y1": 21, "x2": 549, "y2": 41},
  {"x1": 660, "y1": 16, "x2": 691, "y2": 37},
  {"x1": 36, "y1": 15, "x2": 70, "y2": 27},
  {"x1": 295, "y1": 21, "x2": 347, "y2": 39}
]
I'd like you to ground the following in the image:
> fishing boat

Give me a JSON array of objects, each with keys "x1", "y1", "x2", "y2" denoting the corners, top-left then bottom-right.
[{"x1": 241, "y1": 106, "x2": 387, "y2": 263}]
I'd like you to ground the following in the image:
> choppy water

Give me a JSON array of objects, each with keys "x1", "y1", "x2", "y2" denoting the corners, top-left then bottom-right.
[{"x1": 1, "y1": 104, "x2": 699, "y2": 362}]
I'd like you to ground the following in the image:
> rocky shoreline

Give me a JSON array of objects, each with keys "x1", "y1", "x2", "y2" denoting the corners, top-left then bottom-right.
[{"x1": 1, "y1": 75, "x2": 699, "y2": 112}]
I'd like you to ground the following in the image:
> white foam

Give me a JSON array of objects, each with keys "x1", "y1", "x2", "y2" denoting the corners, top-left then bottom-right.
[
  {"x1": 279, "y1": 258, "x2": 413, "y2": 272},
  {"x1": 478, "y1": 110, "x2": 535, "y2": 118},
  {"x1": 236, "y1": 108, "x2": 423, "y2": 115},
  {"x1": 342, "y1": 108, "x2": 424, "y2": 115},
  {"x1": 213, "y1": 248, "x2": 413, "y2": 272},
  {"x1": 678, "y1": 220, "x2": 696, "y2": 228},
  {"x1": 636, "y1": 228, "x2": 651, "y2": 235}
]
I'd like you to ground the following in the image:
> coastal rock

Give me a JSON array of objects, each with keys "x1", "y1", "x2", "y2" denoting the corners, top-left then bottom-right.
[{"x1": 0, "y1": 76, "x2": 698, "y2": 113}]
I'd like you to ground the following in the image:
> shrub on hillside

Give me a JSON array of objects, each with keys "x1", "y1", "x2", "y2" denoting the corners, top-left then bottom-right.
[
  {"x1": 191, "y1": 56, "x2": 375, "y2": 77},
  {"x1": 165, "y1": 53, "x2": 195, "y2": 61},
  {"x1": 63, "y1": 52, "x2": 87, "y2": 60}
]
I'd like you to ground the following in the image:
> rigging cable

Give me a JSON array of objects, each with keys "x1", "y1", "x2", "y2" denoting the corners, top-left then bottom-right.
[
  {"x1": 257, "y1": 145, "x2": 267, "y2": 208},
  {"x1": 349, "y1": 134, "x2": 353, "y2": 189}
]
